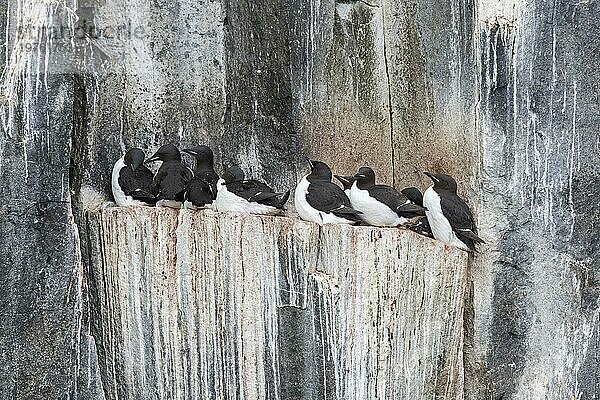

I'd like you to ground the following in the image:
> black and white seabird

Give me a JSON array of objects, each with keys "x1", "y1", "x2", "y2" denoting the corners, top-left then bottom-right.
[
  {"x1": 181, "y1": 145, "x2": 219, "y2": 209},
  {"x1": 400, "y1": 187, "x2": 433, "y2": 238},
  {"x1": 348, "y1": 167, "x2": 426, "y2": 227},
  {"x1": 111, "y1": 148, "x2": 157, "y2": 207},
  {"x1": 215, "y1": 166, "x2": 290, "y2": 215},
  {"x1": 295, "y1": 160, "x2": 361, "y2": 225},
  {"x1": 146, "y1": 144, "x2": 193, "y2": 208},
  {"x1": 334, "y1": 174, "x2": 355, "y2": 197},
  {"x1": 422, "y1": 172, "x2": 484, "y2": 251},
  {"x1": 400, "y1": 187, "x2": 424, "y2": 207}
]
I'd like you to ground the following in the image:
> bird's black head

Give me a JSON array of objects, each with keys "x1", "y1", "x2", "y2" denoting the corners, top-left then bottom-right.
[
  {"x1": 222, "y1": 166, "x2": 245, "y2": 183},
  {"x1": 307, "y1": 160, "x2": 332, "y2": 183},
  {"x1": 334, "y1": 175, "x2": 355, "y2": 190},
  {"x1": 424, "y1": 172, "x2": 458, "y2": 193},
  {"x1": 146, "y1": 144, "x2": 181, "y2": 163},
  {"x1": 353, "y1": 167, "x2": 376, "y2": 188},
  {"x1": 400, "y1": 187, "x2": 424, "y2": 206},
  {"x1": 182, "y1": 145, "x2": 214, "y2": 166},
  {"x1": 124, "y1": 148, "x2": 146, "y2": 171}
]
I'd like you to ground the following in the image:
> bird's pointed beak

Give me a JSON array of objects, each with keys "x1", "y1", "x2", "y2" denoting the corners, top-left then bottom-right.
[
  {"x1": 424, "y1": 171, "x2": 438, "y2": 182},
  {"x1": 308, "y1": 159, "x2": 316, "y2": 169},
  {"x1": 145, "y1": 154, "x2": 160, "y2": 164},
  {"x1": 354, "y1": 173, "x2": 367, "y2": 179},
  {"x1": 334, "y1": 175, "x2": 349, "y2": 183}
]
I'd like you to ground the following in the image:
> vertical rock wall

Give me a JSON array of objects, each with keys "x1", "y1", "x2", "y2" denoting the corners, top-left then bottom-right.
[
  {"x1": 0, "y1": 1, "x2": 104, "y2": 398},
  {"x1": 472, "y1": 1, "x2": 600, "y2": 398},
  {"x1": 86, "y1": 208, "x2": 467, "y2": 400},
  {"x1": 1, "y1": 0, "x2": 599, "y2": 399}
]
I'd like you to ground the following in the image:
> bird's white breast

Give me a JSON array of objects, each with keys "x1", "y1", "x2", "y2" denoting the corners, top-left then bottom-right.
[
  {"x1": 111, "y1": 157, "x2": 146, "y2": 207},
  {"x1": 423, "y1": 186, "x2": 469, "y2": 250},
  {"x1": 294, "y1": 176, "x2": 354, "y2": 226},
  {"x1": 349, "y1": 184, "x2": 405, "y2": 227},
  {"x1": 215, "y1": 179, "x2": 279, "y2": 215}
]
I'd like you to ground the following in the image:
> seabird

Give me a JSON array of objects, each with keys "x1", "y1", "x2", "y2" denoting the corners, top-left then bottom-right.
[
  {"x1": 145, "y1": 144, "x2": 193, "y2": 208},
  {"x1": 400, "y1": 187, "x2": 424, "y2": 206},
  {"x1": 422, "y1": 172, "x2": 484, "y2": 251},
  {"x1": 111, "y1": 148, "x2": 156, "y2": 206},
  {"x1": 349, "y1": 167, "x2": 426, "y2": 227},
  {"x1": 215, "y1": 166, "x2": 290, "y2": 215},
  {"x1": 181, "y1": 145, "x2": 219, "y2": 209},
  {"x1": 400, "y1": 187, "x2": 433, "y2": 238},
  {"x1": 294, "y1": 160, "x2": 361, "y2": 225},
  {"x1": 334, "y1": 174, "x2": 355, "y2": 197}
]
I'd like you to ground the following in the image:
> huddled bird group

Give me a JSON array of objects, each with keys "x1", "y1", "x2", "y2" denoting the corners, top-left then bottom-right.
[{"x1": 112, "y1": 145, "x2": 484, "y2": 252}]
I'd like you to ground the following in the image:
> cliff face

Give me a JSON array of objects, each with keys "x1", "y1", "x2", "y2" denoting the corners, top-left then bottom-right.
[
  {"x1": 86, "y1": 208, "x2": 467, "y2": 400},
  {"x1": 0, "y1": 0, "x2": 599, "y2": 399}
]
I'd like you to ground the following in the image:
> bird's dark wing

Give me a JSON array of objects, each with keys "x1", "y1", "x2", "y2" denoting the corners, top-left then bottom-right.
[
  {"x1": 226, "y1": 180, "x2": 261, "y2": 199},
  {"x1": 196, "y1": 170, "x2": 220, "y2": 198},
  {"x1": 439, "y1": 192, "x2": 485, "y2": 249},
  {"x1": 118, "y1": 167, "x2": 138, "y2": 196},
  {"x1": 118, "y1": 167, "x2": 156, "y2": 204},
  {"x1": 136, "y1": 167, "x2": 155, "y2": 193},
  {"x1": 181, "y1": 165, "x2": 194, "y2": 181},
  {"x1": 226, "y1": 180, "x2": 288, "y2": 208},
  {"x1": 153, "y1": 164, "x2": 190, "y2": 201},
  {"x1": 370, "y1": 185, "x2": 426, "y2": 217},
  {"x1": 191, "y1": 169, "x2": 220, "y2": 200},
  {"x1": 307, "y1": 182, "x2": 361, "y2": 220},
  {"x1": 151, "y1": 167, "x2": 168, "y2": 196},
  {"x1": 186, "y1": 177, "x2": 214, "y2": 206}
]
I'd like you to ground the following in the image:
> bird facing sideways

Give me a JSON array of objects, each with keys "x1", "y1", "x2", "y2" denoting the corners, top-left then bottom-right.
[
  {"x1": 182, "y1": 145, "x2": 219, "y2": 210},
  {"x1": 111, "y1": 148, "x2": 157, "y2": 207},
  {"x1": 334, "y1": 174, "x2": 355, "y2": 197},
  {"x1": 349, "y1": 167, "x2": 426, "y2": 227},
  {"x1": 422, "y1": 172, "x2": 484, "y2": 251},
  {"x1": 215, "y1": 166, "x2": 290, "y2": 215},
  {"x1": 146, "y1": 144, "x2": 193, "y2": 209},
  {"x1": 295, "y1": 160, "x2": 361, "y2": 226}
]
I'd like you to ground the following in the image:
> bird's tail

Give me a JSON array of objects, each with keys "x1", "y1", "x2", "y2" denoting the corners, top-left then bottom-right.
[
  {"x1": 276, "y1": 190, "x2": 291, "y2": 209},
  {"x1": 457, "y1": 229, "x2": 486, "y2": 244},
  {"x1": 397, "y1": 203, "x2": 427, "y2": 217},
  {"x1": 250, "y1": 190, "x2": 290, "y2": 209}
]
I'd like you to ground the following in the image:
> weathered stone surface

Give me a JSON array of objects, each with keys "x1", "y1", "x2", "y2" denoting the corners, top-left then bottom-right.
[
  {"x1": 71, "y1": 0, "x2": 227, "y2": 198},
  {"x1": 0, "y1": 1, "x2": 104, "y2": 398},
  {"x1": 382, "y1": 0, "x2": 478, "y2": 188},
  {"x1": 470, "y1": 1, "x2": 600, "y2": 398},
  {"x1": 86, "y1": 208, "x2": 467, "y2": 399},
  {"x1": 289, "y1": 0, "x2": 394, "y2": 183},
  {"x1": 1, "y1": 0, "x2": 599, "y2": 398}
]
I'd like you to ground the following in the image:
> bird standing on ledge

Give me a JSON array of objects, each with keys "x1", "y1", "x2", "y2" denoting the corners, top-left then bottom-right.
[
  {"x1": 423, "y1": 172, "x2": 484, "y2": 251},
  {"x1": 295, "y1": 160, "x2": 361, "y2": 225},
  {"x1": 215, "y1": 166, "x2": 290, "y2": 215},
  {"x1": 111, "y1": 148, "x2": 156, "y2": 207},
  {"x1": 146, "y1": 144, "x2": 192, "y2": 209},
  {"x1": 349, "y1": 167, "x2": 426, "y2": 227},
  {"x1": 182, "y1": 145, "x2": 219, "y2": 210}
]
